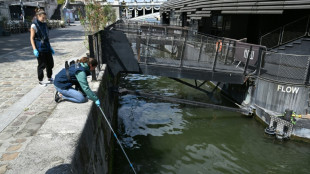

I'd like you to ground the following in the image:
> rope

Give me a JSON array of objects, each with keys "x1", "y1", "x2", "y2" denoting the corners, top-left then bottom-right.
[{"x1": 98, "y1": 106, "x2": 137, "y2": 174}]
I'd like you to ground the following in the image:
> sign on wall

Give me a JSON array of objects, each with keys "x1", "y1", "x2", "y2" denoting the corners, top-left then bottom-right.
[
  {"x1": 234, "y1": 42, "x2": 262, "y2": 66},
  {"x1": 277, "y1": 85, "x2": 300, "y2": 94}
]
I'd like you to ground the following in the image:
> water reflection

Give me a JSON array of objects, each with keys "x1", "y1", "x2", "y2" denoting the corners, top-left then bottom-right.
[{"x1": 114, "y1": 74, "x2": 310, "y2": 174}]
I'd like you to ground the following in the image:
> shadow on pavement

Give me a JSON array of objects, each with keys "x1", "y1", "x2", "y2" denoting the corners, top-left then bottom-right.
[
  {"x1": 45, "y1": 164, "x2": 73, "y2": 174},
  {"x1": 0, "y1": 27, "x2": 85, "y2": 63},
  {"x1": 0, "y1": 25, "x2": 85, "y2": 57}
]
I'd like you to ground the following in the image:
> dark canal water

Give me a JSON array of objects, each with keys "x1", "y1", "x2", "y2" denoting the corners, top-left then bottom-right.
[{"x1": 113, "y1": 74, "x2": 310, "y2": 174}]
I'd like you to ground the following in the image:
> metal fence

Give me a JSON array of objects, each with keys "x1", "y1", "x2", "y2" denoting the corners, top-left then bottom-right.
[
  {"x1": 117, "y1": 23, "x2": 265, "y2": 75},
  {"x1": 90, "y1": 21, "x2": 310, "y2": 86},
  {"x1": 88, "y1": 30, "x2": 103, "y2": 80},
  {"x1": 259, "y1": 51, "x2": 310, "y2": 85},
  {"x1": 260, "y1": 15, "x2": 310, "y2": 49}
]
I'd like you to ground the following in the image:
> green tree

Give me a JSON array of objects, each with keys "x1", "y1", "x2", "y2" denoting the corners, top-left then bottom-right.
[
  {"x1": 57, "y1": 0, "x2": 65, "y2": 4},
  {"x1": 57, "y1": 0, "x2": 75, "y2": 4},
  {"x1": 79, "y1": 1, "x2": 116, "y2": 34}
]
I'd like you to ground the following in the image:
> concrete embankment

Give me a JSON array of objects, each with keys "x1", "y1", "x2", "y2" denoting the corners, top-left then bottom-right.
[
  {"x1": 1, "y1": 66, "x2": 120, "y2": 174},
  {"x1": 0, "y1": 23, "x2": 119, "y2": 173}
]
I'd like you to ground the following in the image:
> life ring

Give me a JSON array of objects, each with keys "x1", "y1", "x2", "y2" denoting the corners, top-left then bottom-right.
[{"x1": 216, "y1": 40, "x2": 222, "y2": 52}]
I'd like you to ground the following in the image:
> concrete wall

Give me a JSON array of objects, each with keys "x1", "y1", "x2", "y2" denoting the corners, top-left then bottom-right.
[
  {"x1": 253, "y1": 79, "x2": 309, "y2": 115},
  {"x1": 0, "y1": 2, "x2": 11, "y2": 20},
  {"x1": 71, "y1": 69, "x2": 120, "y2": 174}
]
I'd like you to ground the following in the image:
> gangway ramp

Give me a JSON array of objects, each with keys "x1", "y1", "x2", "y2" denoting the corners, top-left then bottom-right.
[{"x1": 102, "y1": 23, "x2": 265, "y2": 84}]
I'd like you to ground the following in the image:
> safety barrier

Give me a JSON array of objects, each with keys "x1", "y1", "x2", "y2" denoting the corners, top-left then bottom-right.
[
  {"x1": 115, "y1": 22, "x2": 265, "y2": 76},
  {"x1": 260, "y1": 15, "x2": 310, "y2": 49},
  {"x1": 259, "y1": 51, "x2": 310, "y2": 85},
  {"x1": 90, "y1": 21, "x2": 310, "y2": 86},
  {"x1": 88, "y1": 30, "x2": 104, "y2": 81}
]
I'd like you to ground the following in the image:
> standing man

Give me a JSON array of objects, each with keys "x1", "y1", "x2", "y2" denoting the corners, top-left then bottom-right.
[{"x1": 30, "y1": 8, "x2": 55, "y2": 86}]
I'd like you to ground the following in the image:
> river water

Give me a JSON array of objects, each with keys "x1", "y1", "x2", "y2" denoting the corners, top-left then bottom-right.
[{"x1": 113, "y1": 74, "x2": 310, "y2": 174}]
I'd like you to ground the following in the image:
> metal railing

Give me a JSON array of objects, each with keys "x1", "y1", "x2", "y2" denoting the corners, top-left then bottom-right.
[
  {"x1": 88, "y1": 30, "x2": 104, "y2": 80},
  {"x1": 259, "y1": 51, "x2": 310, "y2": 85},
  {"x1": 89, "y1": 21, "x2": 310, "y2": 86},
  {"x1": 114, "y1": 22, "x2": 265, "y2": 76},
  {"x1": 260, "y1": 15, "x2": 310, "y2": 49}
]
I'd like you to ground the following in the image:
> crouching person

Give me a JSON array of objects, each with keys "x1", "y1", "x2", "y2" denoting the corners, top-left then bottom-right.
[{"x1": 53, "y1": 57, "x2": 100, "y2": 106}]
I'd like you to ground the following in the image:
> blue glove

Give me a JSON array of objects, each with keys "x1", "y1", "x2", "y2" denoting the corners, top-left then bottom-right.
[
  {"x1": 51, "y1": 47, "x2": 55, "y2": 55},
  {"x1": 33, "y1": 49, "x2": 39, "y2": 57},
  {"x1": 95, "y1": 100, "x2": 100, "y2": 107}
]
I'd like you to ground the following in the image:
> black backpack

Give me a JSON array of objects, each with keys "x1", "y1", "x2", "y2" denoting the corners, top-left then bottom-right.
[{"x1": 65, "y1": 60, "x2": 85, "y2": 96}]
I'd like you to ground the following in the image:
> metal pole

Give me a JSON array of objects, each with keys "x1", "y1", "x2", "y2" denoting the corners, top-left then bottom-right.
[
  {"x1": 224, "y1": 40, "x2": 231, "y2": 64},
  {"x1": 180, "y1": 37, "x2": 187, "y2": 68},
  {"x1": 243, "y1": 46, "x2": 252, "y2": 75},
  {"x1": 88, "y1": 34, "x2": 96, "y2": 80},
  {"x1": 213, "y1": 41, "x2": 220, "y2": 71},
  {"x1": 279, "y1": 27, "x2": 284, "y2": 46},
  {"x1": 145, "y1": 34, "x2": 150, "y2": 63},
  {"x1": 256, "y1": 47, "x2": 264, "y2": 76},
  {"x1": 171, "y1": 36, "x2": 174, "y2": 57},
  {"x1": 304, "y1": 56, "x2": 310, "y2": 85},
  {"x1": 96, "y1": 33, "x2": 101, "y2": 71},
  {"x1": 198, "y1": 35, "x2": 204, "y2": 62},
  {"x1": 98, "y1": 106, "x2": 137, "y2": 174},
  {"x1": 137, "y1": 33, "x2": 141, "y2": 62},
  {"x1": 88, "y1": 35, "x2": 94, "y2": 58},
  {"x1": 306, "y1": 15, "x2": 310, "y2": 36},
  {"x1": 20, "y1": 0, "x2": 25, "y2": 23}
]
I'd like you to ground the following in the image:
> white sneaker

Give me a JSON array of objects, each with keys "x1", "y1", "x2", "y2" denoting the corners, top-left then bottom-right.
[
  {"x1": 39, "y1": 81, "x2": 47, "y2": 87},
  {"x1": 48, "y1": 78, "x2": 54, "y2": 82}
]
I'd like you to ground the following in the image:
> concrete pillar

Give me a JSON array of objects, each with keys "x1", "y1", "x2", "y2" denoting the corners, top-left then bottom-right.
[
  {"x1": 135, "y1": 9, "x2": 138, "y2": 17},
  {"x1": 152, "y1": 7, "x2": 154, "y2": 14},
  {"x1": 143, "y1": 7, "x2": 145, "y2": 16},
  {"x1": 125, "y1": 8, "x2": 128, "y2": 18}
]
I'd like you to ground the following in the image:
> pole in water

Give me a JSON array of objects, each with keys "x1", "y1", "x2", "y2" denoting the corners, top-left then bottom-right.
[{"x1": 98, "y1": 106, "x2": 137, "y2": 174}]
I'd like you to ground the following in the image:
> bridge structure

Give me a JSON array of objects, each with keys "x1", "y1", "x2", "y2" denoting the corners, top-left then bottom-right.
[
  {"x1": 89, "y1": 21, "x2": 266, "y2": 86},
  {"x1": 99, "y1": 0, "x2": 167, "y2": 19}
]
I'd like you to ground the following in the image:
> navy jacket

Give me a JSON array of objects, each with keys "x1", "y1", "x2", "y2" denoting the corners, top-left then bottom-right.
[
  {"x1": 33, "y1": 19, "x2": 51, "y2": 52},
  {"x1": 54, "y1": 63, "x2": 90, "y2": 89}
]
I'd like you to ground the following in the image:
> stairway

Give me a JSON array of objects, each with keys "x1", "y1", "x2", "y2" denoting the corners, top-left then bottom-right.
[
  {"x1": 272, "y1": 37, "x2": 310, "y2": 55},
  {"x1": 260, "y1": 15, "x2": 310, "y2": 55},
  {"x1": 51, "y1": 4, "x2": 62, "y2": 20}
]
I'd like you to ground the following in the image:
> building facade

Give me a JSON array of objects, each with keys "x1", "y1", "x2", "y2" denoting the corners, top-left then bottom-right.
[
  {"x1": 0, "y1": 0, "x2": 57, "y2": 21},
  {"x1": 161, "y1": 0, "x2": 310, "y2": 44},
  {"x1": 95, "y1": 0, "x2": 166, "y2": 20}
]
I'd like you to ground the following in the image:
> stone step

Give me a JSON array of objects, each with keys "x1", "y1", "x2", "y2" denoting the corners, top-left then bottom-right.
[
  {"x1": 303, "y1": 37, "x2": 310, "y2": 41},
  {"x1": 278, "y1": 47, "x2": 285, "y2": 50}
]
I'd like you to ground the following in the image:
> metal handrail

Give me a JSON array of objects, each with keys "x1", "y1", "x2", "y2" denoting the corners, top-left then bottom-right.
[
  {"x1": 260, "y1": 15, "x2": 310, "y2": 49},
  {"x1": 260, "y1": 27, "x2": 283, "y2": 43}
]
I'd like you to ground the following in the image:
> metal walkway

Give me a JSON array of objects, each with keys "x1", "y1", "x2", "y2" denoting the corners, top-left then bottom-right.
[{"x1": 94, "y1": 22, "x2": 266, "y2": 84}]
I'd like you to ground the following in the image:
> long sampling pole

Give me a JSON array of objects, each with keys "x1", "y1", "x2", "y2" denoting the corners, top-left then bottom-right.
[{"x1": 97, "y1": 106, "x2": 137, "y2": 174}]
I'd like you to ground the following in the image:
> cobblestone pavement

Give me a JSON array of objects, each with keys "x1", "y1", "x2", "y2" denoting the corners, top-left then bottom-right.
[
  {"x1": 0, "y1": 23, "x2": 88, "y2": 173},
  {"x1": 0, "y1": 85, "x2": 56, "y2": 173},
  {"x1": 0, "y1": 22, "x2": 87, "y2": 112}
]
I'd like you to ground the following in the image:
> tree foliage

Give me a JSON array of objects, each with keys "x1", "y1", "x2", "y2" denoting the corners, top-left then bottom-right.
[
  {"x1": 57, "y1": 0, "x2": 75, "y2": 5},
  {"x1": 57, "y1": 0, "x2": 65, "y2": 4},
  {"x1": 79, "y1": 1, "x2": 117, "y2": 34}
]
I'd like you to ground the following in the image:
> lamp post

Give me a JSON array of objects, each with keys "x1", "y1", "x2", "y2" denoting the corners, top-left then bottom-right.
[
  {"x1": 20, "y1": 0, "x2": 25, "y2": 22},
  {"x1": 121, "y1": 0, "x2": 126, "y2": 19}
]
